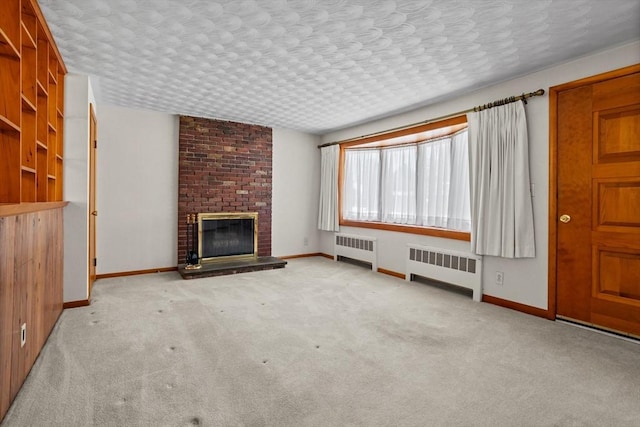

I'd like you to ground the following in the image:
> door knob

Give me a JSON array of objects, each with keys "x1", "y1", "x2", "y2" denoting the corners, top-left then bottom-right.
[
  {"x1": 91, "y1": 211, "x2": 98, "y2": 216},
  {"x1": 559, "y1": 214, "x2": 571, "y2": 223}
]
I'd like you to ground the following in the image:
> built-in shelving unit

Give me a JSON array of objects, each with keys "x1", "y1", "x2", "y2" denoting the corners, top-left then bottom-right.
[
  {"x1": 0, "y1": 1, "x2": 67, "y2": 422},
  {"x1": 0, "y1": 0, "x2": 66, "y2": 204}
]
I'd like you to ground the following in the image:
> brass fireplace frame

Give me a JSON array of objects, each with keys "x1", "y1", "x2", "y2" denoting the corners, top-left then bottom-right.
[{"x1": 197, "y1": 212, "x2": 258, "y2": 263}]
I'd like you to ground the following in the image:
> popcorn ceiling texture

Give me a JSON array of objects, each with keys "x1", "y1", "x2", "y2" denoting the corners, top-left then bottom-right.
[
  {"x1": 177, "y1": 116, "x2": 272, "y2": 263},
  {"x1": 39, "y1": 0, "x2": 640, "y2": 134}
]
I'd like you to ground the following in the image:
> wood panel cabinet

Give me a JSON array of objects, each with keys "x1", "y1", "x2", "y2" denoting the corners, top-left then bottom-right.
[
  {"x1": 0, "y1": 0, "x2": 66, "y2": 204},
  {"x1": 0, "y1": 204, "x2": 65, "y2": 421}
]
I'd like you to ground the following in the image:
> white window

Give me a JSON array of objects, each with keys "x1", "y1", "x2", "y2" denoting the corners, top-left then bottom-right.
[
  {"x1": 342, "y1": 128, "x2": 470, "y2": 233},
  {"x1": 416, "y1": 130, "x2": 470, "y2": 231},
  {"x1": 381, "y1": 145, "x2": 417, "y2": 224},
  {"x1": 343, "y1": 149, "x2": 380, "y2": 221}
]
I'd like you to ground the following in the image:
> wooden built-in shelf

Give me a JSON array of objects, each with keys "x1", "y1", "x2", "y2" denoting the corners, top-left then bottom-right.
[
  {"x1": 0, "y1": 201, "x2": 68, "y2": 217},
  {"x1": 0, "y1": 115, "x2": 20, "y2": 132},
  {"x1": 1, "y1": 0, "x2": 67, "y2": 421},
  {"x1": 20, "y1": 22, "x2": 36, "y2": 48},
  {"x1": 36, "y1": 79, "x2": 47, "y2": 95},
  {"x1": 21, "y1": 165, "x2": 36, "y2": 174},
  {"x1": 21, "y1": 94, "x2": 36, "y2": 111},
  {"x1": 0, "y1": 28, "x2": 20, "y2": 58}
]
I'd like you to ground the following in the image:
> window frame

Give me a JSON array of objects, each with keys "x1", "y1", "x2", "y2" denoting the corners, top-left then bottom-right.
[{"x1": 338, "y1": 115, "x2": 471, "y2": 242}]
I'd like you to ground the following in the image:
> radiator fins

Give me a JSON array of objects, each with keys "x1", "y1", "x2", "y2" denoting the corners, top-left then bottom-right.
[
  {"x1": 336, "y1": 235, "x2": 374, "y2": 252},
  {"x1": 409, "y1": 248, "x2": 477, "y2": 274}
]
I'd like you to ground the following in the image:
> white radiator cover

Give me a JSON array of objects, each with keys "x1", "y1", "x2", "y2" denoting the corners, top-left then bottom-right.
[
  {"x1": 406, "y1": 243, "x2": 483, "y2": 301},
  {"x1": 334, "y1": 233, "x2": 377, "y2": 271}
]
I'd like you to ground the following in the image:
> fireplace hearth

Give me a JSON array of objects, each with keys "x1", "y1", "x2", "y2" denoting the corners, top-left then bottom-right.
[
  {"x1": 179, "y1": 255, "x2": 287, "y2": 280},
  {"x1": 179, "y1": 211, "x2": 286, "y2": 279}
]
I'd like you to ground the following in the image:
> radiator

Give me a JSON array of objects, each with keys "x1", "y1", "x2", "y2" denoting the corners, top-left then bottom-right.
[
  {"x1": 406, "y1": 244, "x2": 483, "y2": 301},
  {"x1": 334, "y1": 233, "x2": 377, "y2": 271}
]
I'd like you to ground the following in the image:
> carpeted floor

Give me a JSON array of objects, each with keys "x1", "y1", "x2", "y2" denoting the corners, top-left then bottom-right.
[{"x1": 2, "y1": 257, "x2": 639, "y2": 426}]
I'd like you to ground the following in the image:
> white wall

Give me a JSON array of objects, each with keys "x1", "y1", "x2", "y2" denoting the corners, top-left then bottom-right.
[
  {"x1": 63, "y1": 74, "x2": 95, "y2": 303},
  {"x1": 320, "y1": 41, "x2": 640, "y2": 310},
  {"x1": 97, "y1": 106, "x2": 179, "y2": 274},
  {"x1": 272, "y1": 128, "x2": 322, "y2": 257},
  {"x1": 95, "y1": 109, "x2": 320, "y2": 272}
]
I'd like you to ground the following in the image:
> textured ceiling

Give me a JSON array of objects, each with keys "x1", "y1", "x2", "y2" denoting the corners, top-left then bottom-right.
[{"x1": 40, "y1": 0, "x2": 640, "y2": 134}]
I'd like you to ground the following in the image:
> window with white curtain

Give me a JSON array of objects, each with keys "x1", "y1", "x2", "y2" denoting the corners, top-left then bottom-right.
[
  {"x1": 342, "y1": 128, "x2": 471, "y2": 233},
  {"x1": 381, "y1": 145, "x2": 417, "y2": 224},
  {"x1": 343, "y1": 149, "x2": 380, "y2": 221},
  {"x1": 417, "y1": 130, "x2": 470, "y2": 231}
]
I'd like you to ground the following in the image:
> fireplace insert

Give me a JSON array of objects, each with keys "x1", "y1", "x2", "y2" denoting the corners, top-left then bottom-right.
[{"x1": 198, "y1": 212, "x2": 258, "y2": 262}]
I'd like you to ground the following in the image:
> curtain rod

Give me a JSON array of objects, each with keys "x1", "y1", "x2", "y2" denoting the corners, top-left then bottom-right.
[{"x1": 317, "y1": 89, "x2": 545, "y2": 149}]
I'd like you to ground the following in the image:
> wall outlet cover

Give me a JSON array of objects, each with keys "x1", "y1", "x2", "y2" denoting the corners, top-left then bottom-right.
[{"x1": 21, "y1": 323, "x2": 26, "y2": 347}]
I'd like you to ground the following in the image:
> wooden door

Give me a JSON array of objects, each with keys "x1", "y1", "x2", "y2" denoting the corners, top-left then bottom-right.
[
  {"x1": 88, "y1": 105, "x2": 97, "y2": 297},
  {"x1": 555, "y1": 68, "x2": 640, "y2": 337}
]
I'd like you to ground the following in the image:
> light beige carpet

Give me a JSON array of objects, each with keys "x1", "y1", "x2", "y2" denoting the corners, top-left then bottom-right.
[{"x1": 2, "y1": 257, "x2": 639, "y2": 426}]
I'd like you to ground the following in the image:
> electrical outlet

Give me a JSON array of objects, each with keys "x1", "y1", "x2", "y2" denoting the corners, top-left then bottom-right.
[
  {"x1": 303, "y1": 237, "x2": 309, "y2": 246},
  {"x1": 495, "y1": 271, "x2": 504, "y2": 286},
  {"x1": 21, "y1": 323, "x2": 26, "y2": 347}
]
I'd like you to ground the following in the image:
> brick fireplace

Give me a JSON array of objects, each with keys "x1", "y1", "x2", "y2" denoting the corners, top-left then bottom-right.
[{"x1": 177, "y1": 116, "x2": 273, "y2": 265}]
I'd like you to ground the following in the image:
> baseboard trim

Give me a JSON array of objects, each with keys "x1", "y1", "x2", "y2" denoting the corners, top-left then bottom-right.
[
  {"x1": 63, "y1": 299, "x2": 90, "y2": 309},
  {"x1": 285, "y1": 252, "x2": 333, "y2": 260},
  {"x1": 279, "y1": 253, "x2": 326, "y2": 260},
  {"x1": 97, "y1": 266, "x2": 178, "y2": 280},
  {"x1": 482, "y1": 294, "x2": 549, "y2": 319},
  {"x1": 378, "y1": 268, "x2": 405, "y2": 279}
]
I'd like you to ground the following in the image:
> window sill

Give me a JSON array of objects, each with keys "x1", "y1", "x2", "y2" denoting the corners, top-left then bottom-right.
[{"x1": 339, "y1": 219, "x2": 471, "y2": 242}]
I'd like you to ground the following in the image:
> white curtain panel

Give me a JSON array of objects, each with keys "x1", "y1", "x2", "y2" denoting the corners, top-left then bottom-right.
[
  {"x1": 448, "y1": 131, "x2": 471, "y2": 231},
  {"x1": 343, "y1": 149, "x2": 381, "y2": 221},
  {"x1": 317, "y1": 144, "x2": 340, "y2": 231},
  {"x1": 467, "y1": 102, "x2": 535, "y2": 258},
  {"x1": 417, "y1": 130, "x2": 471, "y2": 231},
  {"x1": 417, "y1": 137, "x2": 451, "y2": 228},
  {"x1": 381, "y1": 145, "x2": 417, "y2": 224}
]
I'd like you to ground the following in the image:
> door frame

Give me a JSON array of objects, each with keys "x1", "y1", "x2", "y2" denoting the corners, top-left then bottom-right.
[
  {"x1": 547, "y1": 64, "x2": 640, "y2": 320},
  {"x1": 88, "y1": 103, "x2": 97, "y2": 298}
]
